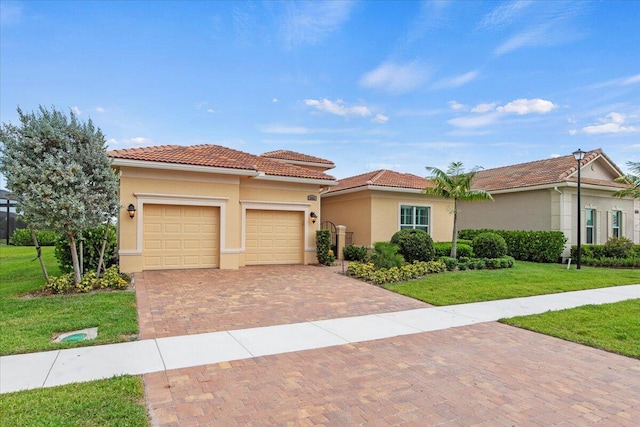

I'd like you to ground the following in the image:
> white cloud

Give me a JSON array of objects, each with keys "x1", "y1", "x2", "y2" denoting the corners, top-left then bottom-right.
[
  {"x1": 622, "y1": 74, "x2": 640, "y2": 85},
  {"x1": 304, "y1": 98, "x2": 371, "y2": 117},
  {"x1": 497, "y1": 98, "x2": 557, "y2": 115},
  {"x1": 582, "y1": 112, "x2": 638, "y2": 135},
  {"x1": 360, "y1": 61, "x2": 430, "y2": 94},
  {"x1": 281, "y1": 1, "x2": 355, "y2": 48},
  {"x1": 471, "y1": 102, "x2": 497, "y2": 113},
  {"x1": 433, "y1": 70, "x2": 479, "y2": 89},
  {"x1": 261, "y1": 125, "x2": 309, "y2": 134},
  {"x1": 448, "y1": 98, "x2": 557, "y2": 129},
  {"x1": 372, "y1": 114, "x2": 389, "y2": 124},
  {"x1": 448, "y1": 101, "x2": 467, "y2": 111},
  {"x1": 106, "y1": 138, "x2": 117, "y2": 147},
  {"x1": 71, "y1": 106, "x2": 82, "y2": 115},
  {"x1": 478, "y1": 0, "x2": 534, "y2": 29},
  {"x1": 447, "y1": 113, "x2": 501, "y2": 128},
  {"x1": 129, "y1": 137, "x2": 151, "y2": 146},
  {"x1": 486, "y1": 2, "x2": 586, "y2": 56},
  {"x1": 207, "y1": 108, "x2": 216, "y2": 114},
  {"x1": 272, "y1": 98, "x2": 279, "y2": 103},
  {"x1": 95, "y1": 107, "x2": 105, "y2": 113}
]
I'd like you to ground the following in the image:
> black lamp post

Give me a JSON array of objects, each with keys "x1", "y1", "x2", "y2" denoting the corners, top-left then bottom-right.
[{"x1": 573, "y1": 149, "x2": 585, "y2": 270}]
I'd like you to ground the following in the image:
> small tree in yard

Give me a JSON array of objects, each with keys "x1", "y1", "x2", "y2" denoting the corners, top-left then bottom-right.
[
  {"x1": 0, "y1": 106, "x2": 119, "y2": 285},
  {"x1": 424, "y1": 162, "x2": 493, "y2": 258}
]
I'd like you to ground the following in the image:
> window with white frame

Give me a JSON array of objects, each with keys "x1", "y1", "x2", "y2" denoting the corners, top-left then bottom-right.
[
  {"x1": 612, "y1": 210, "x2": 622, "y2": 238},
  {"x1": 585, "y1": 208, "x2": 595, "y2": 244},
  {"x1": 400, "y1": 205, "x2": 430, "y2": 233}
]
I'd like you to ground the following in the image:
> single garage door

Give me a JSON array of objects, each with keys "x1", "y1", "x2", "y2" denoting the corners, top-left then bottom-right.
[
  {"x1": 245, "y1": 210, "x2": 303, "y2": 265},
  {"x1": 143, "y1": 204, "x2": 219, "y2": 270}
]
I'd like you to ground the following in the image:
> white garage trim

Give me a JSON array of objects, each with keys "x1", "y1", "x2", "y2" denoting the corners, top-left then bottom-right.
[
  {"x1": 240, "y1": 201, "x2": 314, "y2": 253},
  {"x1": 120, "y1": 193, "x2": 229, "y2": 256}
]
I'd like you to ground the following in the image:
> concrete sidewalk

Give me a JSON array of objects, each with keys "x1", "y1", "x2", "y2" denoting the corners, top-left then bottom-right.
[{"x1": 2, "y1": 284, "x2": 639, "y2": 394}]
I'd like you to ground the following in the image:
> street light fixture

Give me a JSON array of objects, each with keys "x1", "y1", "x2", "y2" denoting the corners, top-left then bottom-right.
[{"x1": 573, "y1": 149, "x2": 585, "y2": 270}]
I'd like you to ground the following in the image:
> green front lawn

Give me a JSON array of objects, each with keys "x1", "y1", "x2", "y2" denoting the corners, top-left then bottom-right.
[
  {"x1": 0, "y1": 375, "x2": 148, "y2": 427},
  {"x1": 0, "y1": 245, "x2": 138, "y2": 356},
  {"x1": 384, "y1": 261, "x2": 639, "y2": 306},
  {"x1": 382, "y1": 260, "x2": 639, "y2": 359},
  {"x1": 502, "y1": 299, "x2": 640, "y2": 359},
  {"x1": 0, "y1": 245, "x2": 62, "y2": 298}
]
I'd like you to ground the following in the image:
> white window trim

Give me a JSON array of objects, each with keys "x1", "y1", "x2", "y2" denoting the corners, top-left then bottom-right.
[
  {"x1": 120, "y1": 193, "x2": 229, "y2": 256},
  {"x1": 398, "y1": 202, "x2": 432, "y2": 234},
  {"x1": 240, "y1": 201, "x2": 314, "y2": 253},
  {"x1": 585, "y1": 207, "x2": 596, "y2": 245},
  {"x1": 612, "y1": 210, "x2": 622, "y2": 238}
]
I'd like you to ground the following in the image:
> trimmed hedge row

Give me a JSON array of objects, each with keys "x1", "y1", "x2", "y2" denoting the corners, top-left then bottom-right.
[
  {"x1": 346, "y1": 260, "x2": 446, "y2": 285},
  {"x1": 458, "y1": 229, "x2": 567, "y2": 263}
]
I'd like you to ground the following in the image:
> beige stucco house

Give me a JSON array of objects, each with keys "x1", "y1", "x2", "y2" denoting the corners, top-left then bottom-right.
[
  {"x1": 456, "y1": 149, "x2": 639, "y2": 255},
  {"x1": 109, "y1": 145, "x2": 336, "y2": 273},
  {"x1": 320, "y1": 170, "x2": 455, "y2": 247}
]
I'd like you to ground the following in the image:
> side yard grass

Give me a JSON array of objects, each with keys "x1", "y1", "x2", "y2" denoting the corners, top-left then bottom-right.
[
  {"x1": 0, "y1": 375, "x2": 148, "y2": 427},
  {"x1": 0, "y1": 245, "x2": 138, "y2": 356},
  {"x1": 382, "y1": 260, "x2": 639, "y2": 359},
  {"x1": 1, "y1": 245, "x2": 148, "y2": 425},
  {"x1": 502, "y1": 299, "x2": 640, "y2": 359},
  {"x1": 383, "y1": 260, "x2": 640, "y2": 306}
]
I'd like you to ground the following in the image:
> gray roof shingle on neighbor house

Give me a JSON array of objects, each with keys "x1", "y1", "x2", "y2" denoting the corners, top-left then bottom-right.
[
  {"x1": 470, "y1": 148, "x2": 628, "y2": 192},
  {"x1": 108, "y1": 144, "x2": 336, "y2": 182}
]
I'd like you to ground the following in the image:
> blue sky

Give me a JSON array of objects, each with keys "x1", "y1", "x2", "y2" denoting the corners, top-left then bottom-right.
[{"x1": 1, "y1": 0, "x2": 639, "y2": 184}]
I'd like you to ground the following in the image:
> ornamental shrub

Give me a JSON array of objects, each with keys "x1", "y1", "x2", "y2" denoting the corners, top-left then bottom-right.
[
  {"x1": 434, "y1": 242, "x2": 473, "y2": 259},
  {"x1": 472, "y1": 232, "x2": 507, "y2": 259},
  {"x1": 370, "y1": 242, "x2": 404, "y2": 269},
  {"x1": 460, "y1": 229, "x2": 566, "y2": 263},
  {"x1": 44, "y1": 266, "x2": 129, "y2": 294},
  {"x1": 9, "y1": 228, "x2": 57, "y2": 246},
  {"x1": 604, "y1": 237, "x2": 635, "y2": 258},
  {"x1": 55, "y1": 223, "x2": 118, "y2": 274},
  {"x1": 390, "y1": 229, "x2": 435, "y2": 263},
  {"x1": 343, "y1": 244, "x2": 368, "y2": 262},
  {"x1": 440, "y1": 256, "x2": 458, "y2": 271},
  {"x1": 316, "y1": 229, "x2": 335, "y2": 266}
]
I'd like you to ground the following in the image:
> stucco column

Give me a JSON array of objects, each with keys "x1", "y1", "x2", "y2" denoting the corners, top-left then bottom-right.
[{"x1": 336, "y1": 225, "x2": 346, "y2": 261}]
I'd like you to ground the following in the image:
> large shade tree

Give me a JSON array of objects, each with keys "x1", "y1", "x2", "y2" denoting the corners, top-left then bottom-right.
[
  {"x1": 424, "y1": 162, "x2": 493, "y2": 258},
  {"x1": 614, "y1": 161, "x2": 640, "y2": 199},
  {"x1": 0, "y1": 106, "x2": 119, "y2": 284}
]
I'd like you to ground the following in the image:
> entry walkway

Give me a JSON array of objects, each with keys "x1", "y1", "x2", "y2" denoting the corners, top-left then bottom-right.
[{"x1": 2, "y1": 284, "x2": 639, "y2": 394}]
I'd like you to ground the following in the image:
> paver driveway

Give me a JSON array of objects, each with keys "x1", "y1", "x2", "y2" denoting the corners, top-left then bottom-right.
[
  {"x1": 137, "y1": 266, "x2": 640, "y2": 426},
  {"x1": 135, "y1": 265, "x2": 427, "y2": 339}
]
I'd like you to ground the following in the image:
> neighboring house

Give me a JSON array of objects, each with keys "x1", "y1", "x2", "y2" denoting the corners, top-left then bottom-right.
[
  {"x1": 456, "y1": 149, "x2": 639, "y2": 256},
  {"x1": 109, "y1": 145, "x2": 336, "y2": 273},
  {"x1": 320, "y1": 170, "x2": 455, "y2": 247}
]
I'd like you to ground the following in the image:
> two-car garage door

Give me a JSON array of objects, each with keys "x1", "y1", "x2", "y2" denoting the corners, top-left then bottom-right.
[{"x1": 142, "y1": 205, "x2": 303, "y2": 270}]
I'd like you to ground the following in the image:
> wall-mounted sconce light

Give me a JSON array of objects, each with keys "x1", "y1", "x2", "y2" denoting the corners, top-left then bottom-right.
[
  {"x1": 127, "y1": 204, "x2": 137, "y2": 219},
  {"x1": 309, "y1": 211, "x2": 318, "y2": 223}
]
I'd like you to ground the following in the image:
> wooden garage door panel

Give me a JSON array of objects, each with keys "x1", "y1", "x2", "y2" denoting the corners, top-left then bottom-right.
[
  {"x1": 245, "y1": 210, "x2": 303, "y2": 265},
  {"x1": 143, "y1": 204, "x2": 219, "y2": 270}
]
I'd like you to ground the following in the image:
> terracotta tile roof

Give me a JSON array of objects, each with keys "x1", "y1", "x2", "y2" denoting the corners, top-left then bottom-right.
[
  {"x1": 471, "y1": 148, "x2": 627, "y2": 191},
  {"x1": 108, "y1": 144, "x2": 336, "y2": 181},
  {"x1": 324, "y1": 169, "x2": 433, "y2": 194},
  {"x1": 261, "y1": 150, "x2": 335, "y2": 166}
]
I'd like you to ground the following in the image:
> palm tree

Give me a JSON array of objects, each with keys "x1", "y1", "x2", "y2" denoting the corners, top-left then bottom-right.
[
  {"x1": 614, "y1": 161, "x2": 640, "y2": 199},
  {"x1": 424, "y1": 161, "x2": 493, "y2": 258}
]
